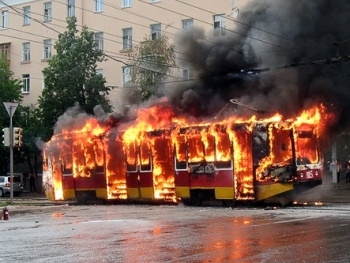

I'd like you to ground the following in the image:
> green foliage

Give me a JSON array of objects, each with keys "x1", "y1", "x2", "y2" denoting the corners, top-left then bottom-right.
[
  {"x1": 0, "y1": 55, "x2": 22, "y2": 126},
  {"x1": 15, "y1": 105, "x2": 44, "y2": 174},
  {"x1": 128, "y1": 34, "x2": 176, "y2": 101},
  {"x1": 0, "y1": 54, "x2": 23, "y2": 174},
  {"x1": 39, "y1": 17, "x2": 113, "y2": 141}
]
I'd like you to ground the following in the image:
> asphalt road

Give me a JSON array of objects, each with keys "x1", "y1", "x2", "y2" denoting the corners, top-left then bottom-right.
[
  {"x1": 1, "y1": 173, "x2": 350, "y2": 262},
  {"x1": 1, "y1": 204, "x2": 350, "y2": 263}
]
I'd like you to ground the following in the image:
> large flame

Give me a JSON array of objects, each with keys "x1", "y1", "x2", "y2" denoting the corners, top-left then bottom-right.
[{"x1": 43, "y1": 103, "x2": 328, "y2": 201}]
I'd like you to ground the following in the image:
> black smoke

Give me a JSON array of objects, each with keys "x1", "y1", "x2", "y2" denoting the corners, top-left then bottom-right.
[{"x1": 166, "y1": 0, "x2": 350, "y2": 138}]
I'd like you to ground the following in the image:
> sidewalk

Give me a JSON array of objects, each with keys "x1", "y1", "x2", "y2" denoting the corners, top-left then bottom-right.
[{"x1": 298, "y1": 172, "x2": 350, "y2": 203}]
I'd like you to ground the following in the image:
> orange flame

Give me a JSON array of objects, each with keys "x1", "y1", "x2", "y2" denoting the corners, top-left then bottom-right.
[{"x1": 43, "y1": 103, "x2": 328, "y2": 201}]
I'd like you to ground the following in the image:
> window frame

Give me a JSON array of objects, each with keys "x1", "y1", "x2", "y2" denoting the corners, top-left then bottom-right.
[
  {"x1": 42, "y1": 73, "x2": 45, "y2": 90},
  {"x1": 1, "y1": 10, "x2": 8, "y2": 29},
  {"x1": 0, "y1": 43, "x2": 10, "y2": 59},
  {"x1": 122, "y1": 28, "x2": 132, "y2": 49},
  {"x1": 150, "y1": 23, "x2": 161, "y2": 40},
  {"x1": 22, "y1": 74, "x2": 30, "y2": 93},
  {"x1": 44, "y1": 2, "x2": 52, "y2": 22},
  {"x1": 23, "y1": 6, "x2": 31, "y2": 26},
  {"x1": 67, "y1": 0, "x2": 75, "y2": 17},
  {"x1": 43, "y1": 39, "x2": 52, "y2": 59},
  {"x1": 94, "y1": 0, "x2": 104, "y2": 12},
  {"x1": 122, "y1": 0, "x2": 133, "y2": 8},
  {"x1": 182, "y1": 19, "x2": 193, "y2": 30},
  {"x1": 22, "y1": 42, "x2": 31, "y2": 62},
  {"x1": 122, "y1": 66, "x2": 132, "y2": 87},
  {"x1": 94, "y1": 32, "x2": 104, "y2": 51},
  {"x1": 182, "y1": 68, "x2": 190, "y2": 80},
  {"x1": 213, "y1": 14, "x2": 226, "y2": 37}
]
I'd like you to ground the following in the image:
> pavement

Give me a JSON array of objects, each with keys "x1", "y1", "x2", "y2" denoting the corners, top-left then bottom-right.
[{"x1": 312, "y1": 171, "x2": 350, "y2": 203}]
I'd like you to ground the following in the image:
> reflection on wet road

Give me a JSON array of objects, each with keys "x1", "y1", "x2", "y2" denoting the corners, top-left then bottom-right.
[{"x1": 1, "y1": 204, "x2": 350, "y2": 262}]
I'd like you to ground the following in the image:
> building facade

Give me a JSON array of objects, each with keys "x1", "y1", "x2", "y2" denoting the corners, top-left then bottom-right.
[{"x1": 0, "y1": 0, "x2": 240, "y2": 109}]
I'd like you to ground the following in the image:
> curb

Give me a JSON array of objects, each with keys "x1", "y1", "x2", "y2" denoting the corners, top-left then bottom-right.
[{"x1": 0, "y1": 204, "x2": 71, "y2": 218}]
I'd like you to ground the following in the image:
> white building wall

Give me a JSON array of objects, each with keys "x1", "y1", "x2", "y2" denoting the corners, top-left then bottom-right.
[{"x1": 0, "y1": 0, "x2": 239, "y2": 110}]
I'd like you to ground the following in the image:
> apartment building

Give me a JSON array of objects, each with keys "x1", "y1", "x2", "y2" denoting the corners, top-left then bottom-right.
[{"x1": 0, "y1": 0, "x2": 240, "y2": 109}]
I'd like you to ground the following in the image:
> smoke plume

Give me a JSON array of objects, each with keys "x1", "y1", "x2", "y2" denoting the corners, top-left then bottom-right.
[{"x1": 166, "y1": 0, "x2": 350, "y2": 139}]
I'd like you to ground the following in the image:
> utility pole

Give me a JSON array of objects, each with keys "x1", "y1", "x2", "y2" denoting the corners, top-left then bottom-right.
[{"x1": 3, "y1": 102, "x2": 18, "y2": 205}]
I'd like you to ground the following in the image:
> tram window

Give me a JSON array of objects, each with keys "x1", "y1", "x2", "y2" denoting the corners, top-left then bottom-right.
[
  {"x1": 215, "y1": 160, "x2": 232, "y2": 169},
  {"x1": 175, "y1": 160, "x2": 187, "y2": 170},
  {"x1": 296, "y1": 135, "x2": 318, "y2": 164},
  {"x1": 252, "y1": 129, "x2": 268, "y2": 165},
  {"x1": 140, "y1": 153, "x2": 151, "y2": 171},
  {"x1": 298, "y1": 131, "x2": 313, "y2": 138},
  {"x1": 94, "y1": 140, "x2": 104, "y2": 167},
  {"x1": 297, "y1": 157, "x2": 311, "y2": 165},
  {"x1": 140, "y1": 163, "x2": 151, "y2": 171},
  {"x1": 127, "y1": 163, "x2": 137, "y2": 171},
  {"x1": 140, "y1": 142, "x2": 151, "y2": 171},
  {"x1": 95, "y1": 165, "x2": 104, "y2": 173},
  {"x1": 61, "y1": 162, "x2": 72, "y2": 174},
  {"x1": 126, "y1": 142, "x2": 137, "y2": 172}
]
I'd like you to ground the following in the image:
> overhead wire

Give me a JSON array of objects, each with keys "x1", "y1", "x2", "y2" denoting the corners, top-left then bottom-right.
[
  {"x1": 0, "y1": 0, "x2": 60, "y2": 33},
  {"x1": 137, "y1": 0, "x2": 283, "y2": 49},
  {"x1": 0, "y1": 4, "x2": 181, "y2": 71},
  {"x1": 174, "y1": 0, "x2": 294, "y2": 44},
  {"x1": 1, "y1": 0, "x2": 348, "y2": 87},
  {"x1": 2, "y1": 0, "x2": 306, "y2": 69}
]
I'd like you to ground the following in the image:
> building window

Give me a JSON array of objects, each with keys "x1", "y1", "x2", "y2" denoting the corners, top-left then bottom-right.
[
  {"x1": 42, "y1": 73, "x2": 45, "y2": 90},
  {"x1": 1, "y1": 11, "x2": 8, "y2": 29},
  {"x1": 122, "y1": 28, "x2": 132, "y2": 49},
  {"x1": 94, "y1": 32, "x2": 103, "y2": 51},
  {"x1": 151, "y1": 23, "x2": 161, "y2": 40},
  {"x1": 0, "y1": 43, "x2": 10, "y2": 60},
  {"x1": 94, "y1": 0, "x2": 104, "y2": 12},
  {"x1": 22, "y1": 42, "x2": 30, "y2": 62},
  {"x1": 43, "y1": 39, "x2": 52, "y2": 59},
  {"x1": 23, "y1": 6, "x2": 31, "y2": 26},
  {"x1": 96, "y1": 69, "x2": 103, "y2": 75},
  {"x1": 182, "y1": 19, "x2": 193, "y2": 30},
  {"x1": 183, "y1": 69, "x2": 190, "y2": 79},
  {"x1": 67, "y1": 0, "x2": 75, "y2": 17},
  {"x1": 214, "y1": 14, "x2": 226, "y2": 36},
  {"x1": 122, "y1": 66, "x2": 132, "y2": 87},
  {"x1": 44, "y1": 2, "x2": 52, "y2": 22},
  {"x1": 122, "y1": 0, "x2": 133, "y2": 8},
  {"x1": 22, "y1": 74, "x2": 30, "y2": 93}
]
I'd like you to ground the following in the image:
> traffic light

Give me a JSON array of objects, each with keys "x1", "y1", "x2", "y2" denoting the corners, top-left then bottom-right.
[
  {"x1": 2, "y1": 128, "x2": 10, "y2": 147},
  {"x1": 13, "y1": 127, "x2": 23, "y2": 148}
]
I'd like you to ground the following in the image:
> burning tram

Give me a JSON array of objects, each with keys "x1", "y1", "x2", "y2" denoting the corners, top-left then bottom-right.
[
  {"x1": 43, "y1": 109, "x2": 323, "y2": 205},
  {"x1": 172, "y1": 120, "x2": 322, "y2": 205}
]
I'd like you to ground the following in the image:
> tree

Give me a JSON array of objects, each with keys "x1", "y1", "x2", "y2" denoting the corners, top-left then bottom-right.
[
  {"x1": 15, "y1": 105, "x2": 45, "y2": 177},
  {"x1": 128, "y1": 34, "x2": 176, "y2": 101},
  {"x1": 39, "y1": 17, "x2": 113, "y2": 141},
  {"x1": 0, "y1": 54, "x2": 23, "y2": 174},
  {"x1": 0, "y1": 54, "x2": 23, "y2": 126}
]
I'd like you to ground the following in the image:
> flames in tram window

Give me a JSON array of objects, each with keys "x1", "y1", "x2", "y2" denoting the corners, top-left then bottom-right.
[{"x1": 43, "y1": 103, "x2": 327, "y2": 201}]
